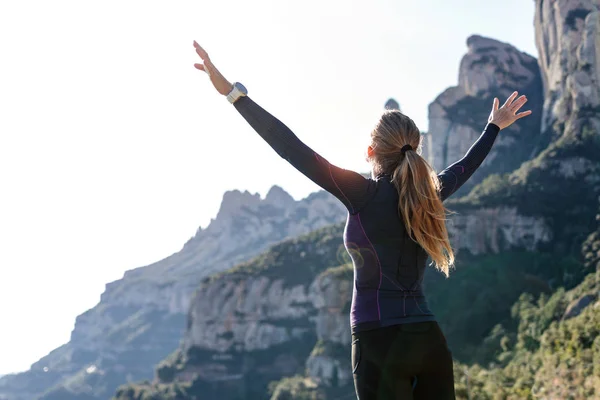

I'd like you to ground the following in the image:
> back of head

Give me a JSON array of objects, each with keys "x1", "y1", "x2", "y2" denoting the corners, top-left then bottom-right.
[{"x1": 369, "y1": 110, "x2": 455, "y2": 277}]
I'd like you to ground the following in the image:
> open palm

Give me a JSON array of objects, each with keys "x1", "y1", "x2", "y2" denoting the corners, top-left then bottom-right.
[
  {"x1": 193, "y1": 41, "x2": 233, "y2": 96},
  {"x1": 488, "y1": 91, "x2": 532, "y2": 130}
]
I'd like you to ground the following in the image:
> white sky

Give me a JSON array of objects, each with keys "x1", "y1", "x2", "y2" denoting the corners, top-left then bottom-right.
[{"x1": 0, "y1": 0, "x2": 537, "y2": 375}]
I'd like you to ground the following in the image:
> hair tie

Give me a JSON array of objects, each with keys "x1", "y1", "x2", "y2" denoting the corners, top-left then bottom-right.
[{"x1": 400, "y1": 144, "x2": 413, "y2": 154}]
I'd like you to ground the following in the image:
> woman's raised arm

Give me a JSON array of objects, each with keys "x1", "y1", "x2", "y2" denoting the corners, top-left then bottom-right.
[
  {"x1": 437, "y1": 92, "x2": 532, "y2": 202},
  {"x1": 192, "y1": 41, "x2": 374, "y2": 214}
]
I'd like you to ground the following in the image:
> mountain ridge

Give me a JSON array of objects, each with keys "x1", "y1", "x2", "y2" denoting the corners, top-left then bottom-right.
[
  {"x1": 112, "y1": 1, "x2": 600, "y2": 398},
  {"x1": 0, "y1": 188, "x2": 346, "y2": 400},
  {"x1": 2, "y1": 1, "x2": 599, "y2": 398}
]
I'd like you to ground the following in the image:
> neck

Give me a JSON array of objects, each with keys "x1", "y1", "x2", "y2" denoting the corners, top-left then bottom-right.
[{"x1": 372, "y1": 169, "x2": 389, "y2": 179}]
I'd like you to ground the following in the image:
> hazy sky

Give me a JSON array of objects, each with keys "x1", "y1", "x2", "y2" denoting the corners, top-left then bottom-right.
[{"x1": 0, "y1": 0, "x2": 537, "y2": 375}]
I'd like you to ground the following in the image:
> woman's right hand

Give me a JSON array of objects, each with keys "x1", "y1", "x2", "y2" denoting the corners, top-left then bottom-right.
[
  {"x1": 193, "y1": 40, "x2": 234, "y2": 96},
  {"x1": 488, "y1": 91, "x2": 532, "y2": 130}
]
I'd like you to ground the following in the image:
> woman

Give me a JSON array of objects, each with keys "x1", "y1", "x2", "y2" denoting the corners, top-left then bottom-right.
[{"x1": 192, "y1": 40, "x2": 531, "y2": 400}]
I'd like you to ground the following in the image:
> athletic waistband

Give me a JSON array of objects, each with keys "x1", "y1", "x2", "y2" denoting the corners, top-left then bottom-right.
[{"x1": 351, "y1": 314, "x2": 437, "y2": 334}]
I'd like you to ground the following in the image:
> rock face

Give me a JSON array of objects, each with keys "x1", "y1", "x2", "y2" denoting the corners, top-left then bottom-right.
[
  {"x1": 178, "y1": 276, "x2": 316, "y2": 392},
  {"x1": 184, "y1": 278, "x2": 313, "y2": 355},
  {"x1": 143, "y1": 224, "x2": 348, "y2": 399},
  {"x1": 304, "y1": 265, "x2": 353, "y2": 388},
  {"x1": 385, "y1": 98, "x2": 400, "y2": 110},
  {"x1": 450, "y1": 1, "x2": 600, "y2": 257},
  {"x1": 511, "y1": 0, "x2": 600, "y2": 249},
  {"x1": 447, "y1": 206, "x2": 553, "y2": 256},
  {"x1": 0, "y1": 187, "x2": 346, "y2": 400},
  {"x1": 425, "y1": 35, "x2": 544, "y2": 196},
  {"x1": 535, "y1": 0, "x2": 600, "y2": 139},
  {"x1": 582, "y1": 198, "x2": 600, "y2": 272},
  {"x1": 562, "y1": 293, "x2": 597, "y2": 320}
]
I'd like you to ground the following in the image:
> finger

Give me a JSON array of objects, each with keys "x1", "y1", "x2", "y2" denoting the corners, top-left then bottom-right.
[
  {"x1": 493, "y1": 97, "x2": 499, "y2": 111},
  {"x1": 510, "y1": 95, "x2": 528, "y2": 111},
  {"x1": 515, "y1": 110, "x2": 532, "y2": 119},
  {"x1": 195, "y1": 46, "x2": 208, "y2": 61},
  {"x1": 194, "y1": 63, "x2": 211, "y2": 76},
  {"x1": 502, "y1": 91, "x2": 518, "y2": 108},
  {"x1": 193, "y1": 41, "x2": 210, "y2": 61}
]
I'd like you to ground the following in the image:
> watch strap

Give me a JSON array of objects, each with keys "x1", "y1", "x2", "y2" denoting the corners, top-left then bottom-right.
[{"x1": 227, "y1": 83, "x2": 247, "y2": 104}]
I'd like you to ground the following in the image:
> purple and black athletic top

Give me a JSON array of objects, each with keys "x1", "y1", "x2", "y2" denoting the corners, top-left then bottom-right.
[{"x1": 234, "y1": 95, "x2": 501, "y2": 333}]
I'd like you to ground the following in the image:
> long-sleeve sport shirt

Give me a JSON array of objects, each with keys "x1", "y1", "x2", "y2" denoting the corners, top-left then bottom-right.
[{"x1": 233, "y1": 95, "x2": 501, "y2": 333}]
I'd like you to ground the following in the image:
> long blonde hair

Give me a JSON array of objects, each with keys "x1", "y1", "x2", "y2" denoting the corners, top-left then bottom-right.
[{"x1": 368, "y1": 110, "x2": 455, "y2": 277}]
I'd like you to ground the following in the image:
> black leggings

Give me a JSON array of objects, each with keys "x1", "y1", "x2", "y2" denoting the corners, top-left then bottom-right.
[{"x1": 351, "y1": 321, "x2": 455, "y2": 399}]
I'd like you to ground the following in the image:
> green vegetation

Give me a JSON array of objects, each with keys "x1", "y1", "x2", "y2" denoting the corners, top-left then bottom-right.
[
  {"x1": 203, "y1": 223, "x2": 349, "y2": 289},
  {"x1": 454, "y1": 272, "x2": 600, "y2": 399},
  {"x1": 268, "y1": 374, "x2": 355, "y2": 400},
  {"x1": 309, "y1": 340, "x2": 348, "y2": 362},
  {"x1": 114, "y1": 335, "x2": 319, "y2": 400},
  {"x1": 450, "y1": 203, "x2": 600, "y2": 399},
  {"x1": 316, "y1": 263, "x2": 352, "y2": 280},
  {"x1": 451, "y1": 124, "x2": 600, "y2": 260},
  {"x1": 424, "y1": 250, "x2": 583, "y2": 363},
  {"x1": 268, "y1": 376, "x2": 325, "y2": 400},
  {"x1": 114, "y1": 377, "x2": 206, "y2": 400}
]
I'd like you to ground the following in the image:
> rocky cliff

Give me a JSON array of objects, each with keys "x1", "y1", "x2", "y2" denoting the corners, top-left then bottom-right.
[
  {"x1": 451, "y1": 0, "x2": 600, "y2": 254},
  {"x1": 535, "y1": 0, "x2": 600, "y2": 140},
  {"x1": 114, "y1": 224, "x2": 350, "y2": 400},
  {"x1": 0, "y1": 187, "x2": 346, "y2": 400},
  {"x1": 424, "y1": 35, "x2": 544, "y2": 196},
  {"x1": 110, "y1": 215, "x2": 568, "y2": 400},
  {"x1": 4, "y1": 1, "x2": 600, "y2": 399}
]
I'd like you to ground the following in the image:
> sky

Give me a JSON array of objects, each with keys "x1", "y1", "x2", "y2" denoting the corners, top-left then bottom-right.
[{"x1": 0, "y1": 0, "x2": 538, "y2": 375}]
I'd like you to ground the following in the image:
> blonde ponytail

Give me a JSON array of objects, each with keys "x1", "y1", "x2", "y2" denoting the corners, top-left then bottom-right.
[{"x1": 370, "y1": 111, "x2": 455, "y2": 277}]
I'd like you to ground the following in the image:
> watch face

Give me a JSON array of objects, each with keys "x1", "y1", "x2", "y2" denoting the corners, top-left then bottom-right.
[{"x1": 235, "y1": 82, "x2": 248, "y2": 95}]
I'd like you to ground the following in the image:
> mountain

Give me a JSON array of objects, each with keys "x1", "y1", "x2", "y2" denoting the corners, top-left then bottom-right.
[
  {"x1": 109, "y1": 204, "x2": 596, "y2": 399},
  {"x1": 451, "y1": 0, "x2": 600, "y2": 255},
  {"x1": 113, "y1": 0, "x2": 600, "y2": 398},
  {"x1": 423, "y1": 35, "x2": 544, "y2": 195},
  {"x1": 3, "y1": 0, "x2": 598, "y2": 399},
  {"x1": 449, "y1": 3, "x2": 600, "y2": 398},
  {"x1": 0, "y1": 188, "x2": 346, "y2": 400},
  {"x1": 115, "y1": 223, "x2": 351, "y2": 400},
  {"x1": 0, "y1": 30, "x2": 548, "y2": 400}
]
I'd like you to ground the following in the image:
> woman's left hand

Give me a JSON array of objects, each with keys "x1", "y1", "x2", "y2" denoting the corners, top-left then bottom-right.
[{"x1": 193, "y1": 41, "x2": 233, "y2": 96}]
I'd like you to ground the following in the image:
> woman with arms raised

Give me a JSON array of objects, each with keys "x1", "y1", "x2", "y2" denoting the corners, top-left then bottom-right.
[{"x1": 192, "y1": 40, "x2": 531, "y2": 400}]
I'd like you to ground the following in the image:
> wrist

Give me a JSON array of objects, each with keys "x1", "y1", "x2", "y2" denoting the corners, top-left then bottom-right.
[
  {"x1": 223, "y1": 83, "x2": 234, "y2": 96},
  {"x1": 489, "y1": 120, "x2": 504, "y2": 130},
  {"x1": 226, "y1": 82, "x2": 248, "y2": 103}
]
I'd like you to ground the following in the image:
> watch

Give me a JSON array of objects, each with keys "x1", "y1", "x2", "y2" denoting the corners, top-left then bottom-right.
[{"x1": 226, "y1": 82, "x2": 248, "y2": 104}]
